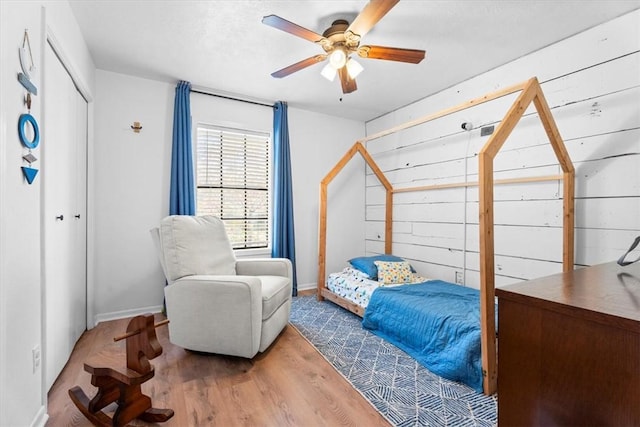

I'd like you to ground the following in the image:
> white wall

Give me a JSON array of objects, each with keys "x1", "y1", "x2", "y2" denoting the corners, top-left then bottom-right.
[
  {"x1": 365, "y1": 10, "x2": 640, "y2": 288},
  {"x1": 0, "y1": 1, "x2": 94, "y2": 426},
  {"x1": 92, "y1": 70, "x2": 173, "y2": 322},
  {"x1": 0, "y1": 3, "x2": 43, "y2": 425},
  {"x1": 288, "y1": 108, "x2": 366, "y2": 289},
  {"x1": 91, "y1": 72, "x2": 365, "y2": 318}
]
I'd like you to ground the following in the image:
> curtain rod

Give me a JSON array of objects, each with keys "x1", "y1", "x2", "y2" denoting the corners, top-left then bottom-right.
[{"x1": 190, "y1": 88, "x2": 275, "y2": 109}]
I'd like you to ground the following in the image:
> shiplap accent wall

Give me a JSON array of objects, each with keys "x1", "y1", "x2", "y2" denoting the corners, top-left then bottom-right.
[{"x1": 364, "y1": 10, "x2": 639, "y2": 289}]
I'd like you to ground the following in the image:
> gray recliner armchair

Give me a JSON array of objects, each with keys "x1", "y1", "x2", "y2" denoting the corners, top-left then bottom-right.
[{"x1": 150, "y1": 215, "x2": 292, "y2": 358}]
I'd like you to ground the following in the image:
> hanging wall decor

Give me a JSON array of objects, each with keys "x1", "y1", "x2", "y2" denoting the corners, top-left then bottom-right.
[
  {"x1": 131, "y1": 121, "x2": 143, "y2": 133},
  {"x1": 18, "y1": 29, "x2": 37, "y2": 94},
  {"x1": 18, "y1": 111, "x2": 39, "y2": 149},
  {"x1": 21, "y1": 166, "x2": 38, "y2": 184},
  {"x1": 18, "y1": 29, "x2": 39, "y2": 184},
  {"x1": 19, "y1": 109, "x2": 40, "y2": 184}
]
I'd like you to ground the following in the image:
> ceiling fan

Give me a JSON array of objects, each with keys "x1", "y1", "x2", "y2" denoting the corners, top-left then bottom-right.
[{"x1": 262, "y1": 0, "x2": 425, "y2": 94}]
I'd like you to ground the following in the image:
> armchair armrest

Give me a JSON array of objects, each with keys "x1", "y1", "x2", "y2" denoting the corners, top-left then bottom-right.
[
  {"x1": 236, "y1": 258, "x2": 292, "y2": 281},
  {"x1": 164, "y1": 275, "x2": 263, "y2": 357}
]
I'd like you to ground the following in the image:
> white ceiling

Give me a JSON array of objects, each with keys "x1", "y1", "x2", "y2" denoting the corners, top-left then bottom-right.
[{"x1": 69, "y1": 0, "x2": 640, "y2": 122}]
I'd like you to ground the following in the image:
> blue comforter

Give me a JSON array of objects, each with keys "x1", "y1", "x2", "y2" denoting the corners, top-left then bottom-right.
[{"x1": 362, "y1": 281, "x2": 485, "y2": 392}]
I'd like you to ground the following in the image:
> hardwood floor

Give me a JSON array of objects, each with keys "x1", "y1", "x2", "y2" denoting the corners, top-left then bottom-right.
[{"x1": 47, "y1": 313, "x2": 390, "y2": 426}]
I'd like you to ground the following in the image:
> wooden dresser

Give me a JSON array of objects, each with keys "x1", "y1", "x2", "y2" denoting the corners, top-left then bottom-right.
[{"x1": 496, "y1": 261, "x2": 640, "y2": 426}]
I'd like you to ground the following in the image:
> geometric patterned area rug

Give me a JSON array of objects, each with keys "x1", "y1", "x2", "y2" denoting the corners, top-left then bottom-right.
[{"x1": 290, "y1": 295, "x2": 497, "y2": 427}]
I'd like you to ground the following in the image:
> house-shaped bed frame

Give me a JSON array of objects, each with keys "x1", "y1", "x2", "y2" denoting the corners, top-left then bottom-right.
[{"x1": 317, "y1": 77, "x2": 575, "y2": 395}]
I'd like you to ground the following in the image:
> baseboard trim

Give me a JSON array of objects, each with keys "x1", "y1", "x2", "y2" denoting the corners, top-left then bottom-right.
[
  {"x1": 30, "y1": 405, "x2": 48, "y2": 427},
  {"x1": 94, "y1": 305, "x2": 164, "y2": 326},
  {"x1": 297, "y1": 282, "x2": 317, "y2": 292},
  {"x1": 93, "y1": 284, "x2": 318, "y2": 325}
]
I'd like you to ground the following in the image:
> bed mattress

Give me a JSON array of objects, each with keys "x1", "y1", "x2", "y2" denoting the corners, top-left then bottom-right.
[{"x1": 326, "y1": 267, "x2": 429, "y2": 309}]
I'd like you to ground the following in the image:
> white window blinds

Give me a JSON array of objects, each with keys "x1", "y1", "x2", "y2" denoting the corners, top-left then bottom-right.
[{"x1": 196, "y1": 125, "x2": 270, "y2": 249}]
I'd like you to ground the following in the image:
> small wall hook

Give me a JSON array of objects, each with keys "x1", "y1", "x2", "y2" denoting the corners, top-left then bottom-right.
[{"x1": 131, "y1": 121, "x2": 142, "y2": 133}]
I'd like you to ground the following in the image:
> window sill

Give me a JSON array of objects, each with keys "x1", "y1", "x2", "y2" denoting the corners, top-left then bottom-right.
[{"x1": 234, "y1": 247, "x2": 272, "y2": 259}]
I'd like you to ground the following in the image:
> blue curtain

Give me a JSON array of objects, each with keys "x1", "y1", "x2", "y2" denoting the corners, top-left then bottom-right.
[
  {"x1": 169, "y1": 81, "x2": 195, "y2": 215},
  {"x1": 272, "y1": 101, "x2": 298, "y2": 295}
]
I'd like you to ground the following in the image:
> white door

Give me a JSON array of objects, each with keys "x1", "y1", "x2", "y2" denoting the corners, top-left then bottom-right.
[
  {"x1": 71, "y1": 87, "x2": 88, "y2": 347},
  {"x1": 43, "y1": 42, "x2": 88, "y2": 390}
]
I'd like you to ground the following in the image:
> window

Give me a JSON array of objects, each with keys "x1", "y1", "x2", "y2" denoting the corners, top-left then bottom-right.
[{"x1": 196, "y1": 125, "x2": 270, "y2": 250}]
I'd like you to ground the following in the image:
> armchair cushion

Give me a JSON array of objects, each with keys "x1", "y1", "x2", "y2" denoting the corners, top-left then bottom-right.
[
  {"x1": 159, "y1": 215, "x2": 236, "y2": 282},
  {"x1": 258, "y1": 275, "x2": 291, "y2": 320}
]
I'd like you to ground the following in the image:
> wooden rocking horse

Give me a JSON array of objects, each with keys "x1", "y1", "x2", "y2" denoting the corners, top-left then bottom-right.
[{"x1": 69, "y1": 314, "x2": 174, "y2": 426}]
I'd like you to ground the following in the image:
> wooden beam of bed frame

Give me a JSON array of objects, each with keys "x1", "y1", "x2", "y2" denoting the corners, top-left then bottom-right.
[
  {"x1": 318, "y1": 143, "x2": 393, "y2": 299},
  {"x1": 317, "y1": 76, "x2": 575, "y2": 396},
  {"x1": 356, "y1": 79, "x2": 532, "y2": 145},
  {"x1": 392, "y1": 173, "x2": 564, "y2": 193}
]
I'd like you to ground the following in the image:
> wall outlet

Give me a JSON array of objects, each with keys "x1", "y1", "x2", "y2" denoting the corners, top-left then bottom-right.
[
  {"x1": 32, "y1": 345, "x2": 41, "y2": 373},
  {"x1": 480, "y1": 125, "x2": 495, "y2": 136},
  {"x1": 455, "y1": 271, "x2": 463, "y2": 284}
]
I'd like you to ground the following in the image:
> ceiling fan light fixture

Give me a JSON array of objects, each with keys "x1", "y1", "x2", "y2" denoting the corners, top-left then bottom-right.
[
  {"x1": 262, "y1": 1, "x2": 426, "y2": 94},
  {"x1": 320, "y1": 62, "x2": 337, "y2": 81},
  {"x1": 346, "y1": 58, "x2": 364, "y2": 79},
  {"x1": 328, "y1": 48, "x2": 347, "y2": 69}
]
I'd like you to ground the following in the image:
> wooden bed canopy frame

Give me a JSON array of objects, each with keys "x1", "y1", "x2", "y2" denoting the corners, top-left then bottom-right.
[{"x1": 317, "y1": 77, "x2": 575, "y2": 395}]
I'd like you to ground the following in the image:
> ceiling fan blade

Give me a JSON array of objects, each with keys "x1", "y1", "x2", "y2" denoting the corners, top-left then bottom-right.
[
  {"x1": 358, "y1": 45, "x2": 425, "y2": 63},
  {"x1": 262, "y1": 15, "x2": 327, "y2": 43},
  {"x1": 346, "y1": 0, "x2": 400, "y2": 41},
  {"x1": 338, "y1": 66, "x2": 357, "y2": 94},
  {"x1": 271, "y1": 54, "x2": 327, "y2": 78}
]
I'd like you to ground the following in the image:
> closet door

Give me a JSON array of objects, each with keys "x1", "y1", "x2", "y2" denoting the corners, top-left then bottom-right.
[
  {"x1": 43, "y1": 43, "x2": 87, "y2": 390},
  {"x1": 71, "y1": 89, "x2": 88, "y2": 347}
]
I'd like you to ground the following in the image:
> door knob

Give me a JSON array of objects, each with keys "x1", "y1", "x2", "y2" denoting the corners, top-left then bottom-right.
[
  {"x1": 56, "y1": 215, "x2": 64, "y2": 221},
  {"x1": 75, "y1": 214, "x2": 81, "y2": 219}
]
